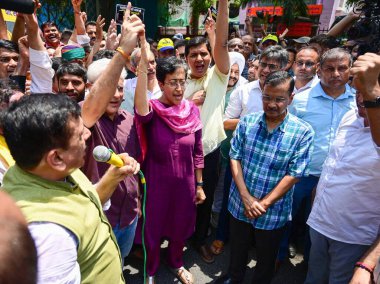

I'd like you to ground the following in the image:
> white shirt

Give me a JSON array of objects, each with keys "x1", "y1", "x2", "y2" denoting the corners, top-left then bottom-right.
[
  {"x1": 224, "y1": 79, "x2": 263, "y2": 120},
  {"x1": 293, "y1": 75, "x2": 320, "y2": 94},
  {"x1": 29, "y1": 48, "x2": 54, "y2": 93},
  {"x1": 121, "y1": 77, "x2": 161, "y2": 115},
  {"x1": 29, "y1": 222, "x2": 80, "y2": 284},
  {"x1": 307, "y1": 109, "x2": 380, "y2": 245}
]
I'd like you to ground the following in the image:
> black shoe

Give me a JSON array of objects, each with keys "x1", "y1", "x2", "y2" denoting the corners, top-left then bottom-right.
[
  {"x1": 214, "y1": 275, "x2": 240, "y2": 284},
  {"x1": 288, "y1": 243, "x2": 297, "y2": 259}
]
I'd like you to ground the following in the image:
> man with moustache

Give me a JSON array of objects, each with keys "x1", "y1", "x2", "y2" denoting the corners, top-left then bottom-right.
[
  {"x1": 0, "y1": 40, "x2": 18, "y2": 80},
  {"x1": 41, "y1": 22, "x2": 63, "y2": 50},
  {"x1": 247, "y1": 58, "x2": 259, "y2": 82},
  {"x1": 121, "y1": 47, "x2": 161, "y2": 115},
  {"x1": 228, "y1": 38, "x2": 244, "y2": 55},
  {"x1": 56, "y1": 63, "x2": 87, "y2": 103},
  {"x1": 224, "y1": 45, "x2": 288, "y2": 131},
  {"x1": 283, "y1": 48, "x2": 356, "y2": 265},
  {"x1": 305, "y1": 53, "x2": 380, "y2": 284},
  {"x1": 216, "y1": 71, "x2": 314, "y2": 284},
  {"x1": 241, "y1": 34, "x2": 258, "y2": 79},
  {"x1": 293, "y1": 46, "x2": 320, "y2": 94},
  {"x1": 85, "y1": 21, "x2": 97, "y2": 46}
]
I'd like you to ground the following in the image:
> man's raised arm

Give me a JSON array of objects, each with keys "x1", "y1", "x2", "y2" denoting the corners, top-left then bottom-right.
[
  {"x1": 213, "y1": 0, "x2": 230, "y2": 75},
  {"x1": 82, "y1": 2, "x2": 144, "y2": 128}
]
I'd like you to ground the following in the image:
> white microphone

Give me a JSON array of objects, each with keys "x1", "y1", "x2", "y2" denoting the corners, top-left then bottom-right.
[{"x1": 93, "y1": 145, "x2": 124, "y2": 167}]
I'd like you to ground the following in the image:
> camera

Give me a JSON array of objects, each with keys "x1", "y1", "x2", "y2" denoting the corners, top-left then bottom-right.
[{"x1": 347, "y1": 0, "x2": 380, "y2": 55}]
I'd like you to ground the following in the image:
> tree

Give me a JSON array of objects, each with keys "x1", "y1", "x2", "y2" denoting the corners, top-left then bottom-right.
[{"x1": 37, "y1": 0, "x2": 76, "y2": 30}]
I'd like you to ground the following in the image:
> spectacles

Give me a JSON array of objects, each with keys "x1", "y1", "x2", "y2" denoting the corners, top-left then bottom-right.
[
  {"x1": 164, "y1": 80, "x2": 186, "y2": 88},
  {"x1": 262, "y1": 95, "x2": 287, "y2": 103},
  {"x1": 295, "y1": 61, "x2": 316, "y2": 69},
  {"x1": 259, "y1": 61, "x2": 279, "y2": 71}
]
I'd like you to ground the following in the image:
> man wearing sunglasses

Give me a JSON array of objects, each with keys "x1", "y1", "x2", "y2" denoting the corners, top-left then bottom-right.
[{"x1": 224, "y1": 45, "x2": 288, "y2": 131}]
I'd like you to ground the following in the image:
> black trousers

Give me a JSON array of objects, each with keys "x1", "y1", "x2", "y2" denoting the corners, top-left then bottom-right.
[
  {"x1": 193, "y1": 148, "x2": 220, "y2": 247},
  {"x1": 229, "y1": 213, "x2": 285, "y2": 284}
]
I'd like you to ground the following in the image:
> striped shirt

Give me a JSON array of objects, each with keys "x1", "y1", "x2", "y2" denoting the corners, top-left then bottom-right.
[{"x1": 228, "y1": 111, "x2": 314, "y2": 230}]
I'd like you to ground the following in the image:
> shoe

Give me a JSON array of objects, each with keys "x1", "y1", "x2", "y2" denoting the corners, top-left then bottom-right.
[
  {"x1": 145, "y1": 275, "x2": 156, "y2": 284},
  {"x1": 214, "y1": 274, "x2": 239, "y2": 284},
  {"x1": 197, "y1": 245, "x2": 215, "y2": 264},
  {"x1": 169, "y1": 266, "x2": 194, "y2": 284},
  {"x1": 288, "y1": 243, "x2": 297, "y2": 259},
  {"x1": 210, "y1": 240, "x2": 224, "y2": 255}
]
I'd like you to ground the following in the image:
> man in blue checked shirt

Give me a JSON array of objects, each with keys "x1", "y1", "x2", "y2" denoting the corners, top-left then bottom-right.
[{"x1": 215, "y1": 71, "x2": 314, "y2": 284}]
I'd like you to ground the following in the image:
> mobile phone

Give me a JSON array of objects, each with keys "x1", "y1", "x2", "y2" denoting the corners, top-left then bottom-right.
[
  {"x1": 203, "y1": 6, "x2": 218, "y2": 25},
  {"x1": 115, "y1": 4, "x2": 145, "y2": 25}
]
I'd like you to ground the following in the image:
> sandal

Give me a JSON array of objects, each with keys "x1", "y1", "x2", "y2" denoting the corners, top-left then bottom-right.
[
  {"x1": 210, "y1": 240, "x2": 224, "y2": 255},
  {"x1": 169, "y1": 266, "x2": 194, "y2": 284}
]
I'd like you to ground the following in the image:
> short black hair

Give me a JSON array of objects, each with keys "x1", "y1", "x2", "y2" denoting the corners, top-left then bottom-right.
[
  {"x1": 56, "y1": 63, "x2": 87, "y2": 83},
  {"x1": 0, "y1": 40, "x2": 19, "y2": 54},
  {"x1": 185, "y1": 37, "x2": 211, "y2": 58},
  {"x1": 3, "y1": 93, "x2": 81, "y2": 169},
  {"x1": 174, "y1": 39, "x2": 187, "y2": 50},
  {"x1": 85, "y1": 21, "x2": 97, "y2": 28},
  {"x1": 51, "y1": 57, "x2": 63, "y2": 72},
  {"x1": 264, "y1": 70, "x2": 294, "y2": 96},
  {"x1": 40, "y1": 22, "x2": 59, "y2": 32},
  {"x1": 156, "y1": 56, "x2": 188, "y2": 83},
  {"x1": 309, "y1": 34, "x2": 339, "y2": 50},
  {"x1": 93, "y1": 49, "x2": 115, "y2": 61}
]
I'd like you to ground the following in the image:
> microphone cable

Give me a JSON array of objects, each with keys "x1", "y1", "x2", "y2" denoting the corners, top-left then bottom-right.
[{"x1": 137, "y1": 170, "x2": 148, "y2": 284}]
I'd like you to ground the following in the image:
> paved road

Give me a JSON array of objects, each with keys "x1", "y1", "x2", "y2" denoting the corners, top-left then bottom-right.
[{"x1": 124, "y1": 233, "x2": 307, "y2": 284}]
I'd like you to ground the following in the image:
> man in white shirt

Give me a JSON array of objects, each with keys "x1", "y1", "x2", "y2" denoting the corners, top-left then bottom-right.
[
  {"x1": 305, "y1": 53, "x2": 380, "y2": 284},
  {"x1": 224, "y1": 45, "x2": 288, "y2": 131},
  {"x1": 293, "y1": 46, "x2": 320, "y2": 94}
]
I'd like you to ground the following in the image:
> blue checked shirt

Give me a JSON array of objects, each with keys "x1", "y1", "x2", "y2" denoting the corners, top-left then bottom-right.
[{"x1": 228, "y1": 111, "x2": 314, "y2": 230}]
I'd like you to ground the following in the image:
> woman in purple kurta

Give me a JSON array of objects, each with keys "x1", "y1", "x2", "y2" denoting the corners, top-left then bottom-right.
[{"x1": 135, "y1": 39, "x2": 204, "y2": 284}]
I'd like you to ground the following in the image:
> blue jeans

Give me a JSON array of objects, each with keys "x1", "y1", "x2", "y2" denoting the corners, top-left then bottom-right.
[
  {"x1": 278, "y1": 175, "x2": 319, "y2": 261},
  {"x1": 305, "y1": 228, "x2": 369, "y2": 284},
  {"x1": 113, "y1": 215, "x2": 138, "y2": 262}
]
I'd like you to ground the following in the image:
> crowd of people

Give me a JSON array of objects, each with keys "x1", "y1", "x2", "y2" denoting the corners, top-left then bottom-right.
[{"x1": 0, "y1": 0, "x2": 379, "y2": 283}]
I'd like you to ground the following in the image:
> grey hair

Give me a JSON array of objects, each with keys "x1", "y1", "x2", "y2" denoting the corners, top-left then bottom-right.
[
  {"x1": 130, "y1": 48, "x2": 142, "y2": 69},
  {"x1": 260, "y1": 45, "x2": 289, "y2": 69},
  {"x1": 87, "y1": 58, "x2": 126, "y2": 83},
  {"x1": 130, "y1": 47, "x2": 155, "y2": 69},
  {"x1": 320, "y1": 47, "x2": 352, "y2": 67}
]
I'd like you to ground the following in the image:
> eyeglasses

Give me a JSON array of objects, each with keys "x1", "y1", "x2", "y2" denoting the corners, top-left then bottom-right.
[
  {"x1": 262, "y1": 95, "x2": 287, "y2": 103},
  {"x1": 295, "y1": 61, "x2": 316, "y2": 69},
  {"x1": 164, "y1": 80, "x2": 186, "y2": 88},
  {"x1": 259, "y1": 61, "x2": 279, "y2": 71}
]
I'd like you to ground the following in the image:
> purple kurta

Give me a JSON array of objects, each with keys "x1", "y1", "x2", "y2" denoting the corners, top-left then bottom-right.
[
  {"x1": 82, "y1": 110, "x2": 140, "y2": 228},
  {"x1": 135, "y1": 107, "x2": 204, "y2": 246}
]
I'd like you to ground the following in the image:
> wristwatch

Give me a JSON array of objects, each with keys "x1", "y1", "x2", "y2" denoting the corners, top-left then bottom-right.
[{"x1": 363, "y1": 96, "x2": 380, "y2": 108}]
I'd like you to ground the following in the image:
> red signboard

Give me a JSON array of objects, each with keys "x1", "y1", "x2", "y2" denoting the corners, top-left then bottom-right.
[
  {"x1": 277, "y1": 22, "x2": 313, "y2": 37},
  {"x1": 247, "y1": 4, "x2": 323, "y2": 17}
]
